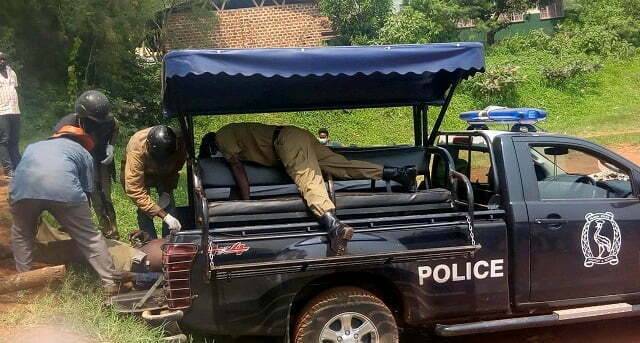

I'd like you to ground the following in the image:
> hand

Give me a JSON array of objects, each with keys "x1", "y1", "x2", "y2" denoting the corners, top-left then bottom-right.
[
  {"x1": 163, "y1": 214, "x2": 182, "y2": 232},
  {"x1": 101, "y1": 144, "x2": 115, "y2": 165},
  {"x1": 158, "y1": 192, "x2": 171, "y2": 209}
]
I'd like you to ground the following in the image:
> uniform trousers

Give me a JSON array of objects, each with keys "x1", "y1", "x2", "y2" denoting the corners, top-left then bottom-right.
[
  {"x1": 274, "y1": 127, "x2": 383, "y2": 217},
  {"x1": 10, "y1": 199, "x2": 117, "y2": 286}
]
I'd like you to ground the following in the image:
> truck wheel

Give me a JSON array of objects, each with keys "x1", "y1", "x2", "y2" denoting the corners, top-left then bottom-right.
[{"x1": 293, "y1": 287, "x2": 398, "y2": 343}]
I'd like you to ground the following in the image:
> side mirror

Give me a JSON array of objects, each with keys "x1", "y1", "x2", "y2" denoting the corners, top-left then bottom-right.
[{"x1": 544, "y1": 147, "x2": 569, "y2": 156}]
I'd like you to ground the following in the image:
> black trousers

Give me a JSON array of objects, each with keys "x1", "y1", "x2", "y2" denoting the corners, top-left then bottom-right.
[{"x1": 0, "y1": 114, "x2": 21, "y2": 172}]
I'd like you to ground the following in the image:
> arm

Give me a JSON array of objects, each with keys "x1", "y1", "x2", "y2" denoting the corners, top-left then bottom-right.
[
  {"x1": 227, "y1": 155, "x2": 250, "y2": 200},
  {"x1": 109, "y1": 118, "x2": 119, "y2": 145},
  {"x1": 124, "y1": 151, "x2": 166, "y2": 218},
  {"x1": 78, "y1": 151, "x2": 95, "y2": 199}
]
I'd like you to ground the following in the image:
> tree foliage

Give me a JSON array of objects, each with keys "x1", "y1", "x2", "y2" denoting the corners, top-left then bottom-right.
[
  {"x1": 377, "y1": 0, "x2": 459, "y2": 44},
  {"x1": 453, "y1": 0, "x2": 545, "y2": 45},
  {"x1": 0, "y1": 0, "x2": 213, "y2": 130},
  {"x1": 318, "y1": 0, "x2": 393, "y2": 45}
]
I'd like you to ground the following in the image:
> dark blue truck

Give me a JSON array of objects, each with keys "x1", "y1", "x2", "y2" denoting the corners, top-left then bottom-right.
[{"x1": 113, "y1": 43, "x2": 640, "y2": 342}]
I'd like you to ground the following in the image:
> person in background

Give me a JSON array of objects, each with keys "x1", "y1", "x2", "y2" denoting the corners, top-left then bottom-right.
[
  {"x1": 9, "y1": 126, "x2": 123, "y2": 294},
  {"x1": 0, "y1": 52, "x2": 22, "y2": 178},
  {"x1": 318, "y1": 128, "x2": 330, "y2": 145},
  {"x1": 317, "y1": 127, "x2": 342, "y2": 147},
  {"x1": 122, "y1": 125, "x2": 186, "y2": 239},
  {"x1": 55, "y1": 90, "x2": 119, "y2": 239}
]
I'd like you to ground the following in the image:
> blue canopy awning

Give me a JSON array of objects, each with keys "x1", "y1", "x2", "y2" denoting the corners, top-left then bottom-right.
[{"x1": 162, "y1": 43, "x2": 485, "y2": 116}]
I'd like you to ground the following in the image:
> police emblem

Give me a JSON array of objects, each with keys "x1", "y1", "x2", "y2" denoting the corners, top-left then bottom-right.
[{"x1": 581, "y1": 212, "x2": 622, "y2": 268}]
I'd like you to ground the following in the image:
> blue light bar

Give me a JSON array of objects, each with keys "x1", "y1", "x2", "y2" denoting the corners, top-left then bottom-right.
[{"x1": 460, "y1": 107, "x2": 547, "y2": 125}]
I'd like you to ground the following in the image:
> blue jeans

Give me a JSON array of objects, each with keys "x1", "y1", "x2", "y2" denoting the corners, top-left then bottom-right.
[{"x1": 137, "y1": 188, "x2": 175, "y2": 239}]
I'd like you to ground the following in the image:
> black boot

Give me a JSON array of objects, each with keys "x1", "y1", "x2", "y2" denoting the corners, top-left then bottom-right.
[
  {"x1": 383, "y1": 165, "x2": 417, "y2": 192},
  {"x1": 319, "y1": 212, "x2": 354, "y2": 256}
]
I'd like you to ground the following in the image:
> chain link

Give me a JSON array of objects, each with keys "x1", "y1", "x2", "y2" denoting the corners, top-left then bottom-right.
[{"x1": 466, "y1": 215, "x2": 476, "y2": 246}]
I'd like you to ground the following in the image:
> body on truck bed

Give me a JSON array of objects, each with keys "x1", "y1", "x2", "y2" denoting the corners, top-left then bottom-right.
[{"x1": 112, "y1": 44, "x2": 640, "y2": 342}]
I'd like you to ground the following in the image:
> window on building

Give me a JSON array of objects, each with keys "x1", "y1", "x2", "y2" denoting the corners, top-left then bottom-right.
[
  {"x1": 456, "y1": 18, "x2": 476, "y2": 28},
  {"x1": 539, "y1": 0, "x2": 564, "y2": 19}
]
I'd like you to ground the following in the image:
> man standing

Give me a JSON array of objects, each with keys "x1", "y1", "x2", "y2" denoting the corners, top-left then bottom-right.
[
  {"x1": 10, "y1": 126, "x2": 120, "y2": 292},
  {"x1": 0, "y1": 52, "x2": 21, "y2": 177},
  {"x1": 122, "y1": 125, "x2": 186, "y2": 239},
  {"x1": 210, "y1": 123, "x2": 416, "y2": 255},
  {"x1": 55, "y1": 90, "x2": 119, "y2": 239}
]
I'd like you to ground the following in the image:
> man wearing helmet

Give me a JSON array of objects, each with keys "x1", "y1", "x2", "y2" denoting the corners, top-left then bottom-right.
[
  {"x1": 9, "y1": 125, "x2": 123, "y2": 293},
  {"x1": 54, "y1": 90, "x2": 119, "y2": 239},
  {"x1": 122, "y1": 125, "x2": 186, "y2": 239}
]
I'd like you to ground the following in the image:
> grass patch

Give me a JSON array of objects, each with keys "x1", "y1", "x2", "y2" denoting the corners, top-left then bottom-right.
[{"x1": 0, "y1": 267, "x2": 163, "y2": 343}]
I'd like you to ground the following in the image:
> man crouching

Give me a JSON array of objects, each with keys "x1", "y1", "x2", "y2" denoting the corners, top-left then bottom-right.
[{"x1": 9, "y1": 126, "x2": 123, "y2": 294}]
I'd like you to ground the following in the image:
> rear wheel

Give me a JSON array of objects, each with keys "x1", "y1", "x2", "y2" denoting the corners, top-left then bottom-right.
[{"x1": 293, "y1": 287, "x2": 399, "y2": 343}]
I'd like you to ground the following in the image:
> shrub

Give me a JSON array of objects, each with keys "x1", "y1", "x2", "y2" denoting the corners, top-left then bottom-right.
[
  {"x1": 541, "y1": 57, "x2": 603, "y2": 85},
  {"x1": 467, "y1": 64, "x2": 524, "y2": 106}
]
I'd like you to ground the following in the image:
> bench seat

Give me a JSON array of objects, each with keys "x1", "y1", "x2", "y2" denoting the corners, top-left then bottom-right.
[{"x1": 209, "y1": 189, "x2": 451, "y2": 217}]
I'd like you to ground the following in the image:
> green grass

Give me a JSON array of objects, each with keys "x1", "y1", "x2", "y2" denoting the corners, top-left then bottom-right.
[{"x1": 0, "y1": 267, "x2": 164, "y2": 343}]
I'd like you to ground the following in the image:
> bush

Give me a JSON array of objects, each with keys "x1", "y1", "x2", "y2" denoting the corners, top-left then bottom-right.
[
  {"x1": 466, "y1": 64, "x2": 524, "y2": 106},
  {"x1": 541, "y1": 56, "x2": 603, "y2": 85},
  {"x1": 376, "y1": 8, "x2": 437, "y2": 44}
]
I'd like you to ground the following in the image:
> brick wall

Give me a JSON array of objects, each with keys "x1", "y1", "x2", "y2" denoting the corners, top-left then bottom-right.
[{"x1": 166, "y1": 3, "x2": 333, "y2": 49}]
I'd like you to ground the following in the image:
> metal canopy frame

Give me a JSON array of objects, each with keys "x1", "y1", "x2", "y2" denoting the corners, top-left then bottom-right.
[{"x1": 173, "y1": 69, "x2": 471, "y2": 282}]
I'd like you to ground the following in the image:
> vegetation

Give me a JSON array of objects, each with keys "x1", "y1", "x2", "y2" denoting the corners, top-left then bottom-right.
[
  {"x1": 318, "y1": 0, "x2": 392, "y2": 45},
  {"x1": 0, "y1": 267, "x2": 164, "y2": 342}
]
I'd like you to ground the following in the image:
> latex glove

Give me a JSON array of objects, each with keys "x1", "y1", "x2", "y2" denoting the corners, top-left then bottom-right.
[
  {"x1": 101, "y1": 144, "x2": 115, "y2": 165},
  {"x1": 163, "y1": 214, "x2": 182, "y2": 232},
  {"x1": 158, "y1": 192, "x2": 171, "y2": 209}
]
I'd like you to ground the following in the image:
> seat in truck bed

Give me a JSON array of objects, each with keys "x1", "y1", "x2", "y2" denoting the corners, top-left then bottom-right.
[{"x1": 198, "y1": 146, "x2": 453, "y2": 221}]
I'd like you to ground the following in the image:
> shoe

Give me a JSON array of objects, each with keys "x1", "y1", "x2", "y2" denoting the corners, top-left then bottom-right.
[
  {"x1": 319, "y1": 212, "x2": 354, "y2": 256},
  {"x1": 383, "y1": 165, "x2": 418, "y2": 192}
]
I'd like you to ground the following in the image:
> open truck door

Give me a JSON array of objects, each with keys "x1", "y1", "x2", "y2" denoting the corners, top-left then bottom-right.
[{"x1": 513, "y1": 136, "x2": 640, "y2": 302}]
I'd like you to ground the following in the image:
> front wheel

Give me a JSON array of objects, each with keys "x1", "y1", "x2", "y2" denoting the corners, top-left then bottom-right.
[{"x1": 293, "y1": 287, "x2": 399, "y2": 343}]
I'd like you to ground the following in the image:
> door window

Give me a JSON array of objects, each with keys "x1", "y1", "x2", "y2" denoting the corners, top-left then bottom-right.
[{"x1": 530, "y1": 145, "x2": 632, "y2": 199}]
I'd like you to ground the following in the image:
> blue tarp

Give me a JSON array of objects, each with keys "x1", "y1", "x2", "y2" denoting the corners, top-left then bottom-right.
[{"x1": 163, "y1": 43, "x2": 485, "y2": 116}]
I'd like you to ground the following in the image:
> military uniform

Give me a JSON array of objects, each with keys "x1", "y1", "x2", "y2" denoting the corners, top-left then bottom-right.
[
  {"x1": 216, "y1": 123, "x2": 383, "y2": 217},
  {"x1": 122, "y1": 127, "x2": 186, "y2": 238},
  {"x1": 55, "y1": 113, "x2": 119, "y2": 238}
]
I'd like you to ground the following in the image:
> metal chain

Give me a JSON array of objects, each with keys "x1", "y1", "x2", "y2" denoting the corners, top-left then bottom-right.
[{"x1": 466, "y1": 215, "x2": 476, "y2": 246}]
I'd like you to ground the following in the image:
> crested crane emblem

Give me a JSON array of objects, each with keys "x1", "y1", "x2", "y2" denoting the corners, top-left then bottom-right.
[{"x1": 581, "y1": 212, "x2": 621, "y2": 268}]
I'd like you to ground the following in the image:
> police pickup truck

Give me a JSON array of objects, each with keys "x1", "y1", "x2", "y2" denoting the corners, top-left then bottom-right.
[{"x1": 112, "y1": 44, "x2": 640, "y2": 342}]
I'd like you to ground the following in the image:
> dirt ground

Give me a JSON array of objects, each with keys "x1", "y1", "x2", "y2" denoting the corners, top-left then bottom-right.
[{"x1": 1, "y1": 144, "x2": 640, "y2": 342}]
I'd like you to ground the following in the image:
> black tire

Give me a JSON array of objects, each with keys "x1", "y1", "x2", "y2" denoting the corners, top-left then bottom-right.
[{"x1": 293, "y1": 286, "x2": 399, "y2": 343}]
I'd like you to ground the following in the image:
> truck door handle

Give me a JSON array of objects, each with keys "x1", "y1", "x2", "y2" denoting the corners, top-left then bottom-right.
[{"x1": 534, "y1": 218, "x2": 568, "y2": 230}]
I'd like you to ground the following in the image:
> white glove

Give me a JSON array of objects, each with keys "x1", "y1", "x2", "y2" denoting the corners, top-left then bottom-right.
[
  {"x1": 101, "y1": 144, "x2": 115, "y2": 165},
  {"x1": 158, "y1": 192, "x2": 171, "y2": 209},
  {"x1": 163, "y1": 214, "x2": 182, "y2": 232}
]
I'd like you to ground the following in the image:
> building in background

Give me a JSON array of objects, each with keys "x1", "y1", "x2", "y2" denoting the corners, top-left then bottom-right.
[
  {"x1": 164, "y1": 0, "x2": 333, "y2": 49},
  {"x1": 458, "y1": 0, "x2": 565, "y2": 42}
]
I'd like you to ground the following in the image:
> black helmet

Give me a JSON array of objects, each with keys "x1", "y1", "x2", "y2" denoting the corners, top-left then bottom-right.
[
  {"x1": 147, "y1": 125, "x2": 177, "y2": 161},
  {"x1": 75, "y1": 90, "x2": 111, "y2": 123}
]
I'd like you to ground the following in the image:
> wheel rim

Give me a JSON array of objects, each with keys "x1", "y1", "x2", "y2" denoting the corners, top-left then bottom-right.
[{"x1": 319, "y1": 312, "x2": 379, "y2": 343}]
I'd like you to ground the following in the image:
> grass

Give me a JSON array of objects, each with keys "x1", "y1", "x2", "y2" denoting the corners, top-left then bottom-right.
[{"x1": 0, "y1": 267, "x2": 164, "y2": 343}]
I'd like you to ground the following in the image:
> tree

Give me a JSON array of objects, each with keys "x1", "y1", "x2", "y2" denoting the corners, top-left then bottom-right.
[
  {"x1": 453, "y1": 0, "x2": 546, "y2": 45},
  {"x1": 374, "y1": 0, "x2": 462, "y2": 45},
  {"x1": 318, "y1": 0, "x2": 393, "y2": 45},
  {"x1": 146, "y1": 0, "x2": 217, "y2": 61},
  {"x1": 377, "y1": 7, "x2": 454, "y2": 44}
]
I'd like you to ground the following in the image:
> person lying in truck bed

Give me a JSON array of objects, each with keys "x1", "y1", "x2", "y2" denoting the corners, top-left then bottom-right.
[{"x1": 202, "y1": 123, "x2": 417, "y2": 256}]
